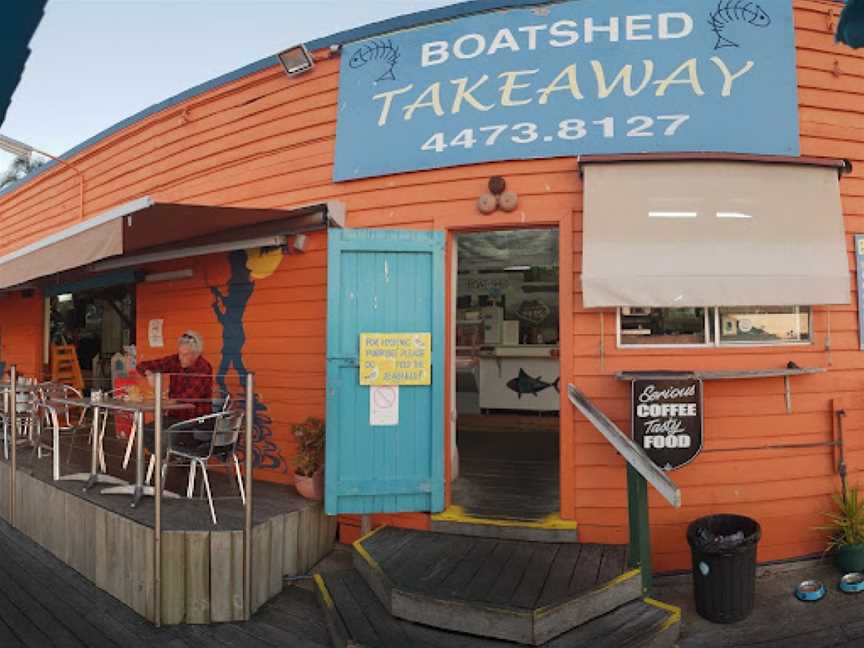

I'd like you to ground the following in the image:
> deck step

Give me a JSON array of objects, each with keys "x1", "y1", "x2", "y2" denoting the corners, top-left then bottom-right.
[
  {"x1": 351, "y1": 526, "x2": 642, "y2": 645},
  {"x1": 315, "y1": 570, "x2": 680, "y2": 648},
  {"x1": 430, "y1": 507, "x2": 579, "y2": 543}
]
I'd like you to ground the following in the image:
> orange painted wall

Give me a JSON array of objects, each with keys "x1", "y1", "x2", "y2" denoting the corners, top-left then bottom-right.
[
  {"x1": 0, "y1": 290, "x2": 42, "y2": 377},
  {"x1": 0, "y1": 0, "x2": 859, "y2": 568}
]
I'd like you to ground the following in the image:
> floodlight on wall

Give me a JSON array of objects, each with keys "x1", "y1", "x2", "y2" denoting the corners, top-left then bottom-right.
[
  {"x1": 0, "y1": 134, "x2": 85, "y2": 219},
  {"x1": 57, "y1": 293, "x2": 73, "y2": 303},
  {"x1": 277, "y1": 44, "x2": 314, "y2": 76}
]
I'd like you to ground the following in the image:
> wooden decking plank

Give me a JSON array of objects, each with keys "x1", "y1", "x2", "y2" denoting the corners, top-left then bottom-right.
[
  {"x1": 324, "y1": 572, "x2": 382, "y2": 646},
  {"x1": 411, "y1": 534, "x2": 478, "y2": 594},
  {"x1": 0, "y1": 543, "x2": 117, "y2": 648},
  {"x1": 0, "y1": 616, "x2": 23, "y2": 648},
  {"x1": 347, "y1": 570, "x2": 415, "y2": 648},
  {"x1": 229, "y1": 619, "x2": 327, "y2": 648},
  {"x1": 367, "y1": 528, "x2": 417, "y2": 571},
  {"x1": 0, "y1": 586, "x2": 58, "y2": 648},
  {"x1": 537, "y1": 543, "x2": 583, "y2": 608},
  {"x1": 595, "y1": 545, "x2": 627, "y2": 585},
  {"x1": 568, "y1": 544, "x2": 605, "y2": 596},
  {"x1": 387, "y1": 532, "x2": 459, "y2": 585},
  {"x1": 508, "y1": 542, "x2": 560, "y2": 609},
  {"x1": 474, "y1": 542, "x2": 534, "y2": 606},
  {"x1": 462, "y1": 540, "x2": 518, "y2": 603},
  {"x1": 436, "y1": 537, "x2": 500, "y2": 598}
]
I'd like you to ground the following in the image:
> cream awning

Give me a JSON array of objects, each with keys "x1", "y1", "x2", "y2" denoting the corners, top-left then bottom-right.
[{"x1": 581, "y1": 160, "x2": 850, "y2": 308}]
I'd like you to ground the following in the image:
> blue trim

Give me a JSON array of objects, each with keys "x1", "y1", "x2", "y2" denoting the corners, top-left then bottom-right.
[
  {"x1": 0, "y1": 0, "x2": 562, "y2": 200},
  {"x1": 42, "y1": 269, "x2": 140, "y2": 297}
]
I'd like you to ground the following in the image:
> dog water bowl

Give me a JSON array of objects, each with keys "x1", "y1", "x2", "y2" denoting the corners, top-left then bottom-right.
[
  {"x1": 795, "y1": 580, "x2": 826, "y2": 601},
  {"x1": 840, "y1": 573, "x2": 864, "y2": 593}
]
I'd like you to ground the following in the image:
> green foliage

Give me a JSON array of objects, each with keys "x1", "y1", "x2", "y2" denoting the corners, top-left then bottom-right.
[
  {"x1": 820, "y1": 486, "x2": 864, "y2": 551},
  {"x1": 292, "y1": 417, "x2": 324, "y2": 477}
]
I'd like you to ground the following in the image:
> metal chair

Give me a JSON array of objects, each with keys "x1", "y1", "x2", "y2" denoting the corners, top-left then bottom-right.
[
  {"x1": 147, "y1": 408, "x2": 246, "y2": 525},
  {"x1": 36, "y1": 382, "x2": 94, "y2": 470},
  {"x1": 1, "y1": 381, "x2": 40, "y2": 460}
]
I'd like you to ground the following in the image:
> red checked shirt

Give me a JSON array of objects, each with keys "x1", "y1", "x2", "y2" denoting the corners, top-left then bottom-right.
[{"x1": 136, "y1": 354, "x2": 213, "y2": 418}]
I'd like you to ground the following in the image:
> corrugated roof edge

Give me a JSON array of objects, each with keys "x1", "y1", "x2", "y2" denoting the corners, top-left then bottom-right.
[{"x1": 0, "y1": 0, "x2": 555, "y2": 200}]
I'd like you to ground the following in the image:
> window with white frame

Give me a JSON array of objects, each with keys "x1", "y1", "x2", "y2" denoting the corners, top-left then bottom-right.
[{"x1": 619, "y1": 306, "x2": 811, "y2": 347}]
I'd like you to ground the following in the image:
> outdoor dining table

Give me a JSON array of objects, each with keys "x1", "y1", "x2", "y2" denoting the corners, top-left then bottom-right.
[{"x1": 47, "y1": 396, "x2": 191, "y2": 507}]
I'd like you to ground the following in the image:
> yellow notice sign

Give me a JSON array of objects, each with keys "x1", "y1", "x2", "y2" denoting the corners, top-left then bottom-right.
[{"x1": 359, "y1": 332, "x2": 431, "y2": 386}]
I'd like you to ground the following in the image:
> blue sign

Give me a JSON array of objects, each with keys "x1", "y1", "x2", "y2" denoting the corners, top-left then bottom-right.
[
  {"x1": 333, "y1": 0, "x2": 799, "y2": 182},
  {"x1": 856, "y1": 234, "x2": 864, "y2": 350}
]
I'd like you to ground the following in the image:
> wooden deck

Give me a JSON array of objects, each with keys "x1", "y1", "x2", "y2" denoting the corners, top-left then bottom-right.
[
  {"x1": 316, "y1": 570, "x2": 679, "y2": 648},
  {"x1": 0, "y1": 516, "x2": 331, "y2": 647},
  {"x1": 0, "y1": 435, "x2": 336, "y2": 625},
  {"x1": 351, "y1": 527, "x2": 643, "y2": 645}
]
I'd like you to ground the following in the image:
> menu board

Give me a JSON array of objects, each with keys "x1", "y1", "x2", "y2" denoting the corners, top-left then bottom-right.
[
  {"x1": 631, "y1": 378, "x2": 703, "y2": 470},
  {"x1": 359, "y1": 333, "x2": 431, "y2": 386}
]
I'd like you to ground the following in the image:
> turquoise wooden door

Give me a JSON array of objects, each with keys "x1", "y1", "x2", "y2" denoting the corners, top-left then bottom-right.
[{"x1": 325, "y1": 229, "x2": 445, "y2": 515}]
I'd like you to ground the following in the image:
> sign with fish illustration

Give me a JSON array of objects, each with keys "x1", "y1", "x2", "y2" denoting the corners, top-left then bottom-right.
[
  {"x1": 506, "y1": 368, "x2": 560, "y2": 398},
  {"x1": 333, "y1": 0, "x2": 798, "y2": 181},
  {"x1": 478, "y1": 357, "x2": 560, "y2": 411},
  {"x1": 631, "y1": 378, "x2": 703, "y2": 470},
  {"x1": 359, "y1": 332, "x2": 432, "y2": 385}
]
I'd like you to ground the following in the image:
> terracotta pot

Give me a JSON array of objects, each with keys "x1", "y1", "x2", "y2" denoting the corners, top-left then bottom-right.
[
  {"x1": 835, "y1": 543, "x2": 864, "y2": 573},
  {"x1": 294, "y1": 468, "x2": 324, "y2": 500}
]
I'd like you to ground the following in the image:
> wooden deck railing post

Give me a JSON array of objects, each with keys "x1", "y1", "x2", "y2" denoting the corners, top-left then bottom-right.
[
  {"x1": 243, "y1": 372, "x2": 254, "y2": 620},
  {"x1": 8, "y1": 365, "x2": 15, "y2": 527},
  {"x1": 154, "y1": 373, "x2": 163, "y2": 627},
  {"x1": 626, "y1": 464, "x2": 652, "y2": 596}
]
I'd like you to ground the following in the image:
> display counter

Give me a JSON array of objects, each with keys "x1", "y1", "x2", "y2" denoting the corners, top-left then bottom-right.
[{"x1": 476, "y1": 345, "x2": 560, "y2": 412}]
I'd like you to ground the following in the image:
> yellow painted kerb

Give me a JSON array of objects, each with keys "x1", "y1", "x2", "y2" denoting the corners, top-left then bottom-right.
[
  {"x1": 644, "y1": 597, "x2": 682, "y2": 631},
  {"x1": 597, "y1": 567, "x2": 641, "y2": 592},
  {"x1": 313, "y1": 574, "x2": 334, "y2": 608},
  {"x1": 353, "y1": 523, "x2": 386, "y2": 548},
  {"x1": 353, "y1": 529, "x2": 385, "y2": 574},
  {"x1": 431, "y1": 506, "x2": 578, "y2": 530}
]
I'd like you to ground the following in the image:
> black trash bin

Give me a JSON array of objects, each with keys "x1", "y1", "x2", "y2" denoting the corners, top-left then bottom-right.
[{"x1": 686, "y1": 514, "x2": 761, "y2": 623}]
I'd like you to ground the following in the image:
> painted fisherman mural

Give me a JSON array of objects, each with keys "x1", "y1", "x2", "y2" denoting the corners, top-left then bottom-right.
[{"x1": 209, "y1": 247, "x2": 287, "y2": 472}]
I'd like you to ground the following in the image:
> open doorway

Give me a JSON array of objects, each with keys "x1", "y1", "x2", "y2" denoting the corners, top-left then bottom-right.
[
  {"x1": 452, "y1": 228, "x2": 560, "y2": 521},
  {"x1": 49, "y1": 284, "x2": 136, "y2": 392}
]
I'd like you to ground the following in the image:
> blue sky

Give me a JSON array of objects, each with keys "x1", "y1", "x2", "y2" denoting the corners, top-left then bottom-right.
[{"x1": 1, "y1": 0, "x2": 455, "y2": 168}]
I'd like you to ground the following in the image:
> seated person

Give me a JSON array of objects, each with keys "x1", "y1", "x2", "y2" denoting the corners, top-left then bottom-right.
[{"x1": 136, "y1": 330, "x2": 213, "y2": 450}]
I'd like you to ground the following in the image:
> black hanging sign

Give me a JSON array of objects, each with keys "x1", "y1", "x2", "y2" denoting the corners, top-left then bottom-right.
[{"x1": 631, "y1": 378, "x2": 703, "y2": 471}]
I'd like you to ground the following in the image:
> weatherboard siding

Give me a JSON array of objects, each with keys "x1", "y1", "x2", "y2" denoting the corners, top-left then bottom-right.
[{"x1": 0, "y1": 0, "x2": 859, "y2": 569}]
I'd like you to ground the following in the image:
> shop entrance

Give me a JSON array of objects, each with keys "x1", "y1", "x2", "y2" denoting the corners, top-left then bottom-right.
[
  {"x1": 48, "y1": 283, "x2": 136, "y2": 392},
  {"x1": 452, "y1": 229, "x2": 560, "y2": 521}
]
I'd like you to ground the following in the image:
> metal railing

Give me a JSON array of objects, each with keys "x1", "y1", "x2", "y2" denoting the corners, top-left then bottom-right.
[
  {"x1": 567, "y1": 384, "x2": 681, "y2": 595},
  {"x1": 0, "y1": 365, "x2": 257, "y2": 626}
]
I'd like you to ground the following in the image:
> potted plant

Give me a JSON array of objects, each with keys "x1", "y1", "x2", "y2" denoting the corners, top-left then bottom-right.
[
  {"x1": 292, "y1": 417, "x2": 325, "y2": 500},
  {"x1": 820, "y1": 486, "x2": 864, "y2": 572}
]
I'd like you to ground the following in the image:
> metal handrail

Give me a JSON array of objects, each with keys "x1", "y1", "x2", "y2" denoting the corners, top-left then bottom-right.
[
  {"x1": 567, "y1": 383, "x2": 682, "y2": 596},
  {"x1": 567, "y1": 384, "x2": 680, "y2": 507}
]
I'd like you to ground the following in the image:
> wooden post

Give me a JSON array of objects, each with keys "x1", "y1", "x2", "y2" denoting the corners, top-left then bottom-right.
[
  {"x1": 360, "y1": 515, "x2": 372, "y2": 536},
  {"x1": 154, "y1": 373, "x2": 162, "y2": 627},
  {"x1": 626, "y1": 464, "x2": 652, "y2": 596},
  {"x1": 9, "y1": 365, "x2": 16, "y2": 528},
  {"x1": 243, "y1": 372, "x2": 254, "y2": 621}
]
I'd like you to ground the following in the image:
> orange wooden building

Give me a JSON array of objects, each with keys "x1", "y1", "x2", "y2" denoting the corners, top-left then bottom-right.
[{"x1": 0, "y1": 0, "x2": 860, "y2": 572}]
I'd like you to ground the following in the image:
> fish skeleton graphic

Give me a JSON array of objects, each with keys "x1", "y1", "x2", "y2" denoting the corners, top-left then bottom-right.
[
  {"x1": 349, "y1": 39, "x2": 400, "y2": 82},
  {"x1": 707, "y1": 0, "x2": 771, "y2": 49},
  {"x1": 506, "y1": 369, "x2": 560, "y2": 399}
]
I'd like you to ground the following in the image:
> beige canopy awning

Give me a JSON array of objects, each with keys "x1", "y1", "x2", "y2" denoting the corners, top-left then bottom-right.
[
  {"x1": 0, "y1": 197, "x2": 345, "y2": 289},
  {"x1": 581, "y1": 160, "x2": 850, "y2": 308}
]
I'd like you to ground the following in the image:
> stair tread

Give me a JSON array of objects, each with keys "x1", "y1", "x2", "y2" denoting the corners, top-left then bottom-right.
[
  {"x1": 317, "y1": 570, "x2": 679, "y2": 648},
  {"x1": 361, "y1": 527, "x2": 629, "y2": 610}
]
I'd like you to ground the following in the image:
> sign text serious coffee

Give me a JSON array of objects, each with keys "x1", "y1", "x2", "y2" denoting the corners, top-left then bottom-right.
[{"x1": 631, "y1": 378, "x2": 702, "y2": 470}]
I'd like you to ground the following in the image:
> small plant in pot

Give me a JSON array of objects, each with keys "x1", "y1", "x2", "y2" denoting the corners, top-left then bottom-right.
[
  {"x1": 820, "y1": 485, "x2": 864, "y2": 573},
  {"x1": 292, "y1": 417, "x2": 325, "y2": 501}
]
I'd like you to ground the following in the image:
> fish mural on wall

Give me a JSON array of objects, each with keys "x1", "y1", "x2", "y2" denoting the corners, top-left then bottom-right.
[
  {"x1": 506, "y1": 369, "x2": 560, "y2": 398},
  {"x1": 209, "y1": 248, "x2": 287, "y2": 472}
]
